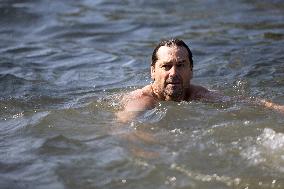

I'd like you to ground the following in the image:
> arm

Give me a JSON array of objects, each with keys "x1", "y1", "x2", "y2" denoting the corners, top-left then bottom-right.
[
  {"x1": 191, "y1": 84, "x2": 284, "y2": 114},
  {"x1": 115, "y1": 90, "x2": 160, "y2": 158},
  {"x1": 255, "y1": 98, "x2": 284, "y2": 114}
]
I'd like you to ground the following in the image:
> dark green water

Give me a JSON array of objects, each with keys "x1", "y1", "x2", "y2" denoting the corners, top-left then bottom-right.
[{"x1": 0, "y1": 0, "x2": 284, "y2": 188}]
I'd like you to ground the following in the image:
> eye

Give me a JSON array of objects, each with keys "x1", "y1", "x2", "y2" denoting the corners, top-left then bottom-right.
[
  {"x1": 162, "y1": 65, "x2": 171, "y2": 70},
  {"x1": 177, "y1": 64, "x2": 184, "y2": 68}
]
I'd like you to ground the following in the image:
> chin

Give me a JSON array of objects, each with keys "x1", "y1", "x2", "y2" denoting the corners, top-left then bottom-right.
[{"x1": 164, "y1": 89, "x2": 184, "y2": 101}]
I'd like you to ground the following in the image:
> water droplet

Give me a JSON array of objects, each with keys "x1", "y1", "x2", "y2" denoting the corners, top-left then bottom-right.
[{"x1": 244, "y1": 120, "x2": 250, "y2": 125}]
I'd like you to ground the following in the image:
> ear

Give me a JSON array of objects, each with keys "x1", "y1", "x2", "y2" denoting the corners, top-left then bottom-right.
[
  {"x1": 189, "y1": 69, "x2": 193, "y2": 80},
  {"x1": 151, "y1": 65, "x2": 155, "y2": 80}
]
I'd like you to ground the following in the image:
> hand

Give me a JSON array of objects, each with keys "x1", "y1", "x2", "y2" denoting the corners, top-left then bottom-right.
[
  {"x1": 259, "y1": 99, "x2": 284, "y2": 114},
  {"x1": 275, "y1": 105, "x2": 284, "y2": 114}
]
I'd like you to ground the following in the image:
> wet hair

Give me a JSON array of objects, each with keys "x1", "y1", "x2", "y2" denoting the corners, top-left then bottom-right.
[{"x1": 151, "y1": 38, "x2": 193, "y2": 69}]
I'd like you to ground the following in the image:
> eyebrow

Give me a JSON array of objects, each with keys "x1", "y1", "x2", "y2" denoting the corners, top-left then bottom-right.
[
  {"x1": 160, "y1": 59, "x2": 186, "y2": 65},
  {"x1": 161, "y1": 61, "x2": 172, "y2": 65}
]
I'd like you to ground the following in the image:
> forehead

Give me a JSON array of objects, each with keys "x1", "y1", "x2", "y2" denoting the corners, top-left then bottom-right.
[{"x1": 156, "y1": 45, "x2": 189, "y2": 62}]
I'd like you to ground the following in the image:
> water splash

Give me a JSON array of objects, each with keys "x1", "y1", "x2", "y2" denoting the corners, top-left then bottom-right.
[
  {"x1": 241, "y1": 128, "x2": 284, "y2": 173},
  {"x1": 137, "y1": 105, "x2": 167, "y2": 124}
]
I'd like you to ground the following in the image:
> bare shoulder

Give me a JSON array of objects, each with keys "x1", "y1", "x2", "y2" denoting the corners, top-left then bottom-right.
[
  {"x1": 117, "y1": 85, "x2": 157, "y2": 122},
  {"x1": 189, "y1": 84, "x2": 230, "y2": 102},
  {"x1": 120, "y1": 85, "x2": 156, "y2": 111}
]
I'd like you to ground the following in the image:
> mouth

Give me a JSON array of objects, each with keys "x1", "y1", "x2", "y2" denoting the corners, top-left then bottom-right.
[
  {"x1": 166, "y1": 82, "x2": 181, "y2": 85},
  {"x1": 166, "y1": 77, "x2": 182, "y2": 86}
]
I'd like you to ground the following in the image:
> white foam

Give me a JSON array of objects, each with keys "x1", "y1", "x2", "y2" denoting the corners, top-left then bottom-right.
[{"x1": 241, "y1": 128, "x2": 284, "y2": 173}]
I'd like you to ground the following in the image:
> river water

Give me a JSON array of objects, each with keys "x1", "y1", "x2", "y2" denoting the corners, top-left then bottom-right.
[{"x1": 1, "y1": 0, "x2": 284, "y2": 188}]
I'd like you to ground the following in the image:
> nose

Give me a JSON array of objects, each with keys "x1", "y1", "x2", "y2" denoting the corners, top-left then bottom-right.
[{"x1": 169, "y1": 65, "x2": 178, "y2": 77}]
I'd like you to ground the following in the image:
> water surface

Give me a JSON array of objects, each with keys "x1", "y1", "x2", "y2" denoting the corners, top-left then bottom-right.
[{"x1": 1, "y1": 0, "x2": 284, "y2": 188}]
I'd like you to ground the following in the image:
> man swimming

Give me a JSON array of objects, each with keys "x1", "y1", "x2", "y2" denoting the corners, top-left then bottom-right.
[{"x1": 117, "y1": 38, "x2": 284, "y2": 121}]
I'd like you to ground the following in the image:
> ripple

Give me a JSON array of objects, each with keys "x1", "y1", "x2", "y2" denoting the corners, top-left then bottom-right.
[
  {"x1": 264, "y1": 32, "x2": 284, "y2": 40},
  {"x1": 0, "y1": 111, "x2": 50, "y2": 137},
  {"x1": 0, "y1": 3, "x2": 41, "y2": 27},
  {"x1": 0, "y1": 74, "x2": 33, "y2": 98},
  {"x1": 38, "y1": 135, "x2": 86, "y2": 156}
]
